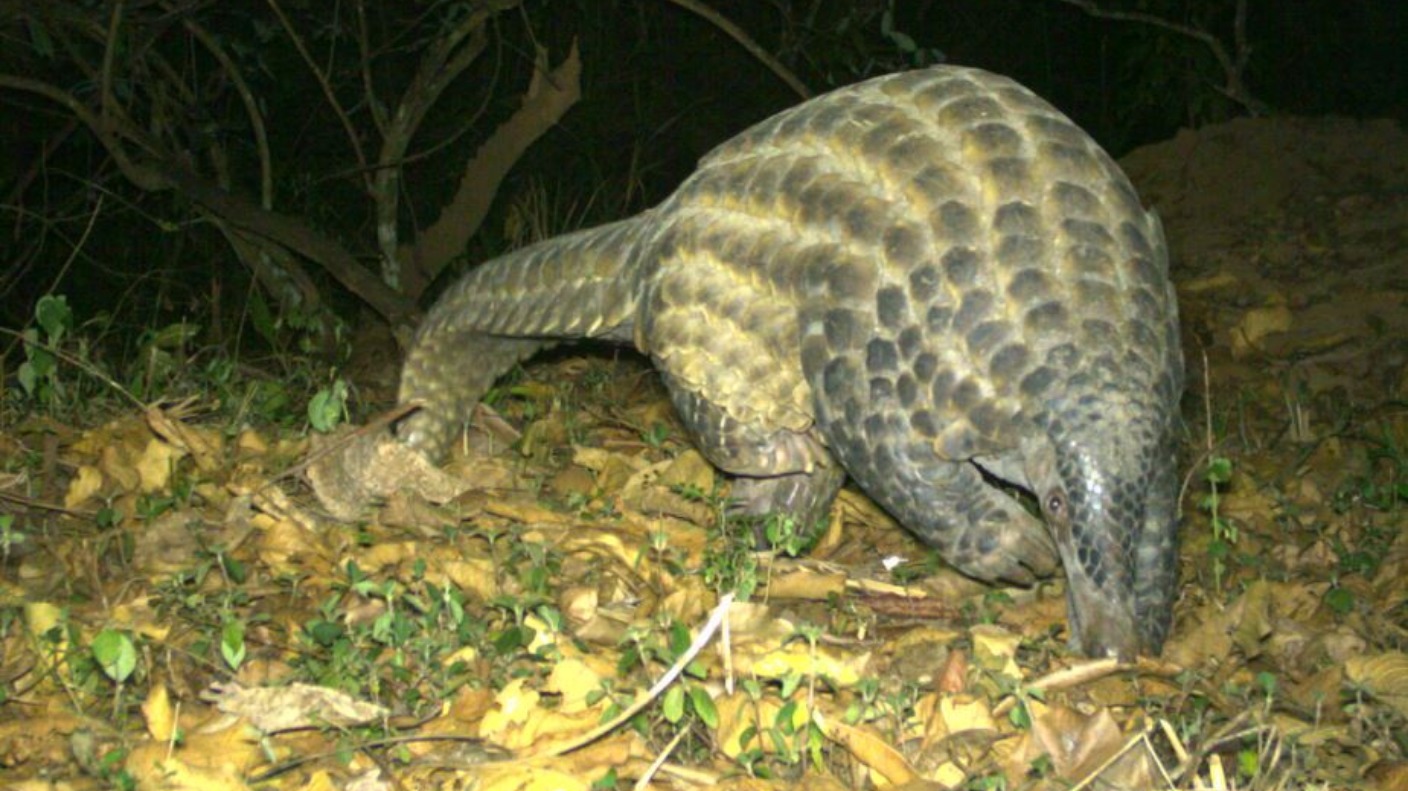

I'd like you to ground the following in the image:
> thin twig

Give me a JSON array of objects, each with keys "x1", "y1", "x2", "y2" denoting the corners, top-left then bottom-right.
[
  {"x1": 664, "y1": 0, "x2": 811, "y2": 99},
  {"x1": 263, "y1": 0, "x2": 370, "y2": 185}
]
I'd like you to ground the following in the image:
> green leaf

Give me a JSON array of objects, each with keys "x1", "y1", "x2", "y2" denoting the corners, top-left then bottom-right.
[
  {"x1": 1324, "y1": 587, "x2": 1355, "y2": 615},
  {"x1": 1206, "y1": 456, "x2": 1233, "y2": 485},
  {"x1": 689, "y1": 685, "x2": 718, "y2": 728},
  {"x1": 35, "y1": 295, "x2": 73, "y2": 344},
  {"x1": 221, "y1": 621, "x2": 247, "y2": 671},
  {"x1": 662, "y1": 685, "x2": 685, "y2": 723},
  {"x1": 307, "y1": 380, "x2": 349, "y2": 433},
  {"x1": 92, "y1": 630, "x2": 138, "y2": 683},
  {"x1": 26, "y1": 17, "x2": 55, "y2": 58}
]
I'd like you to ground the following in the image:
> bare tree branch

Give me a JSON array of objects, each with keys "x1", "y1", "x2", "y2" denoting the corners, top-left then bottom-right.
[
  {"x1": 406, "y1": 42, "x2": 583, "y2": 296},
  {"x1": 1056, "y1": 0, "x2": 1267, "y2": 116}
]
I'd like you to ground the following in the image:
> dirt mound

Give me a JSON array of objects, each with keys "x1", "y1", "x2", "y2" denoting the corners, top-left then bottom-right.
[{"x1": 1121, "y1": 116, "x2": 1408, "y2": 399}]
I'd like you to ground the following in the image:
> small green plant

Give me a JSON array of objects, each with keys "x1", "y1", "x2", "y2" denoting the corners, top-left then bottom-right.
[
  {"x1": 641, "y1": 421, "x2": 671, "y2": 449},
  {"x1": 1200, "y1": 455, "x2": 1238, "y2": 594},
  {"x1": 307, "y1": 378, "x2": 350, "y2": 432},
  {"x1": 0, "y1": 513, "x2": 27, "y2": 562},
  {"x1": 701, "y1": 527, "x2": 761, "y2": 602},
  {"x1": 91, "y1": 628, "x2": 140, "y2": 720},
  {"x1": 17, "y1": 294, "x2": 76, "y2": 407}
]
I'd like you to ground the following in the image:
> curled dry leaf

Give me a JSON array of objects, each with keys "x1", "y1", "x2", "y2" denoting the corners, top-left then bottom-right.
[
  {"x1": 813, "y1": 709, "x2": 918, "y2": 786},
  {"x1": 204, "y1": 682, "x2": 387, "y2": 733},
  {"x1": 1344, "y1": 652, "x2": 1408, "y2": 720}
]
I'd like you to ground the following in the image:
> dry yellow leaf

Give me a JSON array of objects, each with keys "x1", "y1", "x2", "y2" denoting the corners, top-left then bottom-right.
[
  {"x1": 136, "y1": 437, "x2": 185, "y2": 492},
  {"x1": 25, "y1": 601, "x2": 64, "y2": 641},
  {"x1": 970, "y1": 624, "x2": 1023, "y2": 680},
  {"x1": 235, "y1": 429, "x2": 268, "y2": 455},
  {"x1": 295, "y1": 770, "x2": 339, "y2": 791},
  {"x1": 63, "y1": 465, "x2": 104, "y2": 509},
  {"x1": 814, "y1": 710, "x2": 918, "y2": 786},
  {"x1": 434, "y1": 556, "x2": 501, "y2": 601},
  {"x1": 480, "y1": 678, "x2": 542, "y2": 744},
  {"x1": 125, "y1": 742, "x2": 250, "y2": 791},
  {"x1": 735, "y1": 640, "x2": 868, "y2": 687},
  {"x1": 1231, "y1": 302, "x2": 1293, "y2": 358},
  {"x1": 142, "y1": 684, "x2": 176, "y2": 742},
  {"x1": 545, "y1": 658, "x2": 603, "y2": 713},
  {"x1": 715, "y1": 691, "x2": 807, "y2": 758},
  {"x1": 935, "y1": 694, "x2": 998, "y2": 741}
]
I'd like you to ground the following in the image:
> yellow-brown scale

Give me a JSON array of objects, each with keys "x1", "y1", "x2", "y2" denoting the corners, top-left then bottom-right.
[{"x1": 395, "y1": 66, "x2": 1183, "y2": 659}]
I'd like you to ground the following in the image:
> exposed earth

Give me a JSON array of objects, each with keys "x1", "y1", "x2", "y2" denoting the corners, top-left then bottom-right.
[{"x1": 2, "y1": 115, "x2": 1407, "y2": 790}]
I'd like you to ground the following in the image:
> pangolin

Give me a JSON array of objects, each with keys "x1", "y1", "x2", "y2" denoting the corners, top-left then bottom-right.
[{"x1": 394, "y1": 65, "x2": 1184, "y2": 659}]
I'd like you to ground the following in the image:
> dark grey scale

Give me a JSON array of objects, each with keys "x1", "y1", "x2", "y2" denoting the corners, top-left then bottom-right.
[
  {"x1": 1008, "y1": 268, "x2": 1054, "y2": 303},
  {"x1": 797, "y1": 180, "x2": 858, "y2": 232},
  {"x1": 1124, "y1": 319, "x2": 1161, "y2": 359},
  {"x1": 964, "y1": 122, "x2": 1027, "y2": 158},
  {"x1": 996, "y1": 236, "x2": 1046, "y2": 272},
  {"x1": 1038, "y1": 142, "x2": 1104, "y2": 181},
  {"x1": 994, "y1": 202, "x2": 1044, "y2": 235},
  {"x1": 1081, "y1": 319, "x2": 1120, "y2": 348},
  {"x1": 934, "y1": 95, "x2": 1008, "y2": 127},
  {"x1": 986, "y1": 158, "x2": 1035, "y2": 197},
  {"x1": 822, "y1": 355, "x2": 861, "y2": 401},
  {"x1": 866, "y1": 338, "x2": 900, "y2": 373},
  {"x1": 1025, "y1": 113, "x2": 1095, "y2": 148},
  {"x1": 777, "y1": 159, "x2": 825, "y2": 207},
  {"x1": 927, "y1": 304, "x2": 955, "y2": 335},
  {"x1": 935, "y1": 201, "x2": 982, "y2": 246},
  {"x1": 906, "y1": 263, "x2": 942, "y2": 304},
  {"x1": 872, "y1": 129, "x2": 935, "y2": 174},
  {"x1": 950, "y1": 377, "x2": 984, "y2": 413},
  {"x1": 966, "y1": 320, "x2": 1012, "y2": 360},
  {"x1": 844, "y1": 196, "x2": 893, "y2": 245},
  {"x1": 1024, "y1": 302, "x2": 1069, "y2": 337},
  {"x1": 953, "y1": 290, "x2": 996, "y2": 336},
  {"x1": 908, "y1": 164, "x2": 968, "y2": 207},
  {"x1": 1063, "y1": 218, "x2": 1118, "y2": 249},
  {"x1": 802, "y1": 102, "x2": 854, "y2": 137},
  {"x1": 912, "y1": 352, "x2": 939, "y2": 383},
  {"x1": 860, "y1": 119, "x2": 913, "y2": 161},
  {"x1": 869, "y1": 377, "x2": 895, "y2": 403},
  {"x1": 942, "y1": 248, "x2": 982, "y2": 289},
  {"x1": 1050, "y1": 182, "x2": 1102, "y2": 217},
  {"x1": 875, "y1": 286, "x2": 910, "y2": 330},
  {"x1": 896, "y1": 374, "x2": 919, "y2": 408},
  {"x1": 1074, "y1": 280, "x2": 1120, "y2": 309},
  {"x1": 988, "y1": 344, "x2": 1031, "y2": 387},
  {"x1": 931, "y1": 369, "x2": 957, "y2": 405},
  {"x1": 910, "y1": 409, "x2": 940, "y2": 438}
]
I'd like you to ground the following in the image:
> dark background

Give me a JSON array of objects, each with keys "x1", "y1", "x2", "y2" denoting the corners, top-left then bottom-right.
[{"x1": 1, "y1": 0, "x2": 1403, "y2": 369}]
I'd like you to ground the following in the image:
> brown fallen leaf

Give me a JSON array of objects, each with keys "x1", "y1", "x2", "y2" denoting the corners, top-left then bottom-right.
[{"x1": 814, "y1": 709, "x2": 918, "y2": 786}]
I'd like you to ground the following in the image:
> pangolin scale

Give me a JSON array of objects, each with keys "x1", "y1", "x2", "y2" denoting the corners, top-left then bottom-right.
[{"x1": 396, "y1": 66, "x2": 1184, "y2": 659}]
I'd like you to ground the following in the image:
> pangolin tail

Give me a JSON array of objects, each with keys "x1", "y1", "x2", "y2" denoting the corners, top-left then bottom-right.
[{"x1": 396, "y1": 216, "x2": 651, "y2": 459}]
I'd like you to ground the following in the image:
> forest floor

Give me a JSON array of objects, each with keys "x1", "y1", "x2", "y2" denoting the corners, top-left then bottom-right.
[{"x1": 2, "y1": 115, "x2": 1407, "y2": 791}]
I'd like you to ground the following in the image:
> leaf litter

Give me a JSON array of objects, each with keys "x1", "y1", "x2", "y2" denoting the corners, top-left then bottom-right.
[{"x1": 2, "y1": 116, "x2": 1408, "y2": 790}]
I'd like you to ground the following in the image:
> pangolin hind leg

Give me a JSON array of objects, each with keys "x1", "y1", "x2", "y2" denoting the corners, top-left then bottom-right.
[{"x1": 662, "y1": 373, "x2": 844, "y2": 537}]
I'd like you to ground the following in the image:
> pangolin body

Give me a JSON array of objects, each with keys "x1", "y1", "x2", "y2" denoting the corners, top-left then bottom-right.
[{"x1": 396, "y1": 66, "x2": 1184, "y2": 659}]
